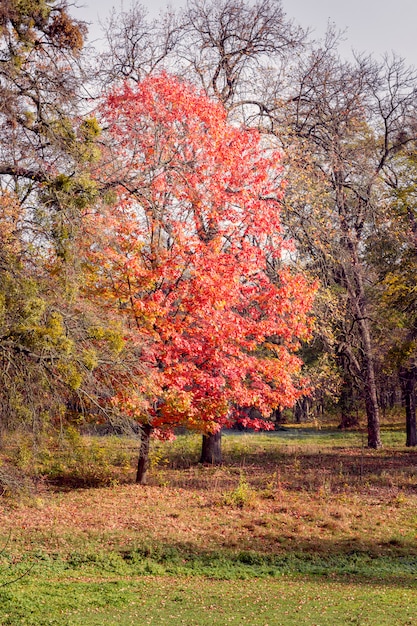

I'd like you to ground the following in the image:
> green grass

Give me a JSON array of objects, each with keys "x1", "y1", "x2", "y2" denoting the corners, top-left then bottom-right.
[
  {"x1": 0, "y1": 568, "x2": 416, "y2": 625},
  {"x1": 1, "y1": 547, "x2": 417, "y2": 626},
  {"x1": 1, "y1": 421, "x2": 417, "y2": 624},
  {"x1": 3, "y1": 545, "x2": 417, "y2": 580}
]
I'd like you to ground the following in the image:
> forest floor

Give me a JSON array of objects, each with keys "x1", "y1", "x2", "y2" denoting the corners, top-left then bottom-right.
[{"x1": 0, "y1": 419, "x2": 416, "y2": 625}]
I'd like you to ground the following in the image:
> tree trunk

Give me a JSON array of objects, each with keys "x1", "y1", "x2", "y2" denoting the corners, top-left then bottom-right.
[
  {"x1": 136, "y1": 423, "x2": 152, "y2": 484},
  {"x1": 272, "y1": 407, "x2": 284, "y2": 429},
  {"x1": 358, "y1": 316, "x2": 382, "y2": 448},
  {"x1": 200, "y1": 430, "x2": 222, "y2": 464},
  {"x1": 343, "y1": 247, "x2": 382, "y2": 448},
  {"x1": 400, "y1": 367, "x2": 417, "y2": 447},
  {"x1": 294, "y1": 400, "x2": 302, "y2": 423}
]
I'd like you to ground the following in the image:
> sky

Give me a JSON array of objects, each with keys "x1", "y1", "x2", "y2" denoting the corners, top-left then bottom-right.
[{"x1": 73, "y1": 0, "x2": 417, "y2": 67}]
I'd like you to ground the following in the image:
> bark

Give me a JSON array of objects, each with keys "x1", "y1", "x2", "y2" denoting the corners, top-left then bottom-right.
[
  {"x1": 357, "y1": 316, "x2": 382, "y2": 448},
  {"x1": 136, "y1": 423, "x2": 152, "y2": 484},
  {"x1": 343, "y1": 240, "x2": 382, "y2": 448},
  {"x1": 200, "y1": 430, "x2": 222, "y2": 464},
  {"x1": 294, "y1": 400, "x2": 302, "y2": 423},
  {"x1": 272, "y1": 407, "x2": 284, "y2": 429},
  {"x1": 338, "y1": 298, "x2": 381, "y2": 446},
  {"x1": 400, "y1": 367, "x2": 417, "y2": 447},
  {"x1": 0, "y1": 165, "x2": 48, "y2": 183},
  {"x1": 294, "y1": 397, "x2": 310, "y2": 423}
]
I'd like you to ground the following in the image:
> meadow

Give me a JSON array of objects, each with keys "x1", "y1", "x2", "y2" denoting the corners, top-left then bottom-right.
[{"x1": 0, "y1": 421, "x2": 417, "y2": 625}]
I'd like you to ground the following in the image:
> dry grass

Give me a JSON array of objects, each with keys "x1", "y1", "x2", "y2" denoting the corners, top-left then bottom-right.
[
  {"x1": 1, "y1": 428, "x2": 417, "y2": 562},
  {"x1": 1, "y1": 424, "x2": 416, "y2": 625}
]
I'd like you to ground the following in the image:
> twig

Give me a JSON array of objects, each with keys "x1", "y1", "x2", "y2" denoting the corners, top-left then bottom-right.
[
  {"x1": 0, "y1": 562, "x2": 36, "y2": 588},
  {"x1": 0, "y1": 531, "x2": 36, "y2": 588}
]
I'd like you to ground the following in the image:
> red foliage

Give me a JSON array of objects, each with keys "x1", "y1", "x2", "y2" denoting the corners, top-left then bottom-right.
[{"x1": 89, "y1": 73, "x2": 315, "y2": 435}]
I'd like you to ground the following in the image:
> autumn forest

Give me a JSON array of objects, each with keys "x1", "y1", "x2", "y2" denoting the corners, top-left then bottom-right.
[
  {"x1": 2, "y1": 0, "x2": 417, "y2": 469},
  {"x1": 1, "y1": 1, "x2": 417, "y2": 622}
]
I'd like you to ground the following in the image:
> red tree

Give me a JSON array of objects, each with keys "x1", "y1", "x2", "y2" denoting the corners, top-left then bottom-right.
[{"x1": 89, "y1": 73, "x2": 315, "y2": 482}]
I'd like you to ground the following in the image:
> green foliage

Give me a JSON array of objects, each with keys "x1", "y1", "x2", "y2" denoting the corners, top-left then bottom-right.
[
  {"x1": 8, "y1": 0, "x2": 51, "y2": 40},
  {"x1": 0, "y1": 184, "x2": 139, "y2": 438},
  {"x1": 223, "y1": 473, "x2": 255, "y2": 508},
  {"x1": 366, "y1": 150, "x2": 417, "y2": 378},
  {"x1": 79, "y1": 117, "x2": 101, "y2": 140},
  {"x1": 0, "y1": 270, "x2": 67, "y2": 431},
  {"x1": 88, "y1": 325, "x2": 125, "y2": 355},
  {"x1": 39, "y1": 172, "x2": 99, "y2": 263},
  {"x1": 5, "y1": 429, "x2": 133, "y2": 487},
  {"x1": 41, "y1": 431, "x2": 132, "y2": 486},
  {"x1": 7, "y1": 0, "x2": 85, "y2": 52},
  {"x1": 0, "y1": 262, "x2": 89, "y2": 427}
]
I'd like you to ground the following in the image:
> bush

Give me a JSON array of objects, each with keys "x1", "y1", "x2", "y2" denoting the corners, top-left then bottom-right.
[
  {"x1": 37, "y1": 429, "x2": 133, "y2": 487},
  {"x1": 1, "y1": 428, "x2": 135, "y2": 491},
  {"x1": 223, "y1": 473, "x2": 256, "y2": 508}
]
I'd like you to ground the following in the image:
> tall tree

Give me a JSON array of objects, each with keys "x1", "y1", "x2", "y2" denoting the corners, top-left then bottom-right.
[
  {"x1": 369, "y1": 147, "x2": 417, "y2": 446},
  {"x1": 261, "y1": 49, "x2": 417, "y2": 447},
  {"x1": 90, "y1": 73, "x2": 315, "y2": 482},
  {"x1": 0, "y1": 0, "x2": 87, "y2": 185},
  {"x1": 95, "y1": 0, "x2": 417, "y2": 448},
  {"x1": 170, "y1": 0, "x2": 308, "y2": 457},
  {"x1": 95, "y1": 0, "x2": 309, "y2": 462},
  {"x1": 0, "y1": 2, "x2": 143, "y2": 441},
  {"x1": 176, "y1": 0, "x2": 306, "y2": 107}
]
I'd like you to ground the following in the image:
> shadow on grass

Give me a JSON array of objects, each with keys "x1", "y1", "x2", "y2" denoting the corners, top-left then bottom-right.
[
  {"x1": 57, "y1": 540, "x2": 417, "y2": 588},
  {"x1": 34, "y1": 428, "x2": 417, "y2": 494},
  {"x1": 153, "y1": 445, "x2": 417, "y2": 496},
  {"x1": 43, "y1": 444, "x2": 417, "y2": 496}
]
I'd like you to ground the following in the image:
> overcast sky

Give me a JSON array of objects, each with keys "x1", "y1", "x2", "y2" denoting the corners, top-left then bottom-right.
[{"x1": 74, "y1": 0, "x2": 417, "y2": 66}]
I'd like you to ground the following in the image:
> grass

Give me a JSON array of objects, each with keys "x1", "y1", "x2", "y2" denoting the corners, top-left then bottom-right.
[
  {"x1": 1, "y1": 419, "x2": 417, "y2": 624},
  {"x1": 1, "y1": 573, "x2": 416, "y2": 625}
]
